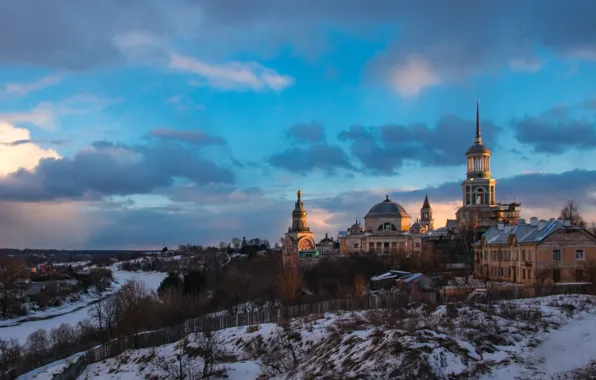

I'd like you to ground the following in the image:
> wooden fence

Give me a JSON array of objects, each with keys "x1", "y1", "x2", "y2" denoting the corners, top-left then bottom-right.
[{"x1": 8, "y1": 283, "x2": 593, "y2": 380}]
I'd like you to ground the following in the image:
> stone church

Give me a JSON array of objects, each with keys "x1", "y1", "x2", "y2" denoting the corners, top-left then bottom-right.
[{"x1": 281, "y1": 101, "x2": 522, "y2": 264}]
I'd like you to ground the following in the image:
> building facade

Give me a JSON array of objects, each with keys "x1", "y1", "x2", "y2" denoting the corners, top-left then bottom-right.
[
  {"x1": 474, "y1": 217, "x2": 596, "y2": 284},
  {"x1": 456, "y1": 101, "x2": 521, "y2": 230},
  {"x1": 338, "y1": 195, "x2": 425, "y2": 255},
  {"x1": 282, "y1": 189, "x2": 317, "y2": 266}
]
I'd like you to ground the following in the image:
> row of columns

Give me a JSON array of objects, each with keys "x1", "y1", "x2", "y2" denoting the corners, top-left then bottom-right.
[{"x1": 467, "y1": 156, "x2": 490, "y2": 172}]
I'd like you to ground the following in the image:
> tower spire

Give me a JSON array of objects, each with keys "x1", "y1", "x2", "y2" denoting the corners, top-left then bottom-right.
[
  {"x1": 475, "y1": 98, "x2": 482, "y2": 145},
  {"x1": 423, "y1": 193, "x2": 431, "y2": 209}
]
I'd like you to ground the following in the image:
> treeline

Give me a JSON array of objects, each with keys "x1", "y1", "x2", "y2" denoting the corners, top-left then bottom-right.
[
  {"x1": 3, "y1": 252, "x2": 452, "y2": 376},
  {"x1": 0, "y1": 255, "x2": 113, "y2": 319}
]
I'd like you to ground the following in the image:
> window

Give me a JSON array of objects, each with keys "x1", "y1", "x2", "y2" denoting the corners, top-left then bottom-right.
[
  {"x1": 508, "y1": 268, "x2": 511, "y2": 277},
  {"x1": 576, "y1": 250, "x2": 585, "y2": 260},
  {"x1": 353, "y1": 243, "x2": 359, "y2": 248},
  {"x1": 553, "y1": 249, "x2": 561, "y2": 261},
  {"x1": 415, "y1": 243, "x2": 420, "y2": 248},
  {"x1": 522, "y1": 269, "x2": 526, "y2": 279},
  {"x1": 378, "y1": 223, "x2": 397, "y2": 231}
]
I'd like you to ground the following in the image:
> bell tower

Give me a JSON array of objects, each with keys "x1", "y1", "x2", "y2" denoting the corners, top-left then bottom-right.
[
  {"x1": 282, "y1": 189, "x2": 316, "y2": 266},
  {"x1": 462, "y1": 100, "x2": 496, "y2": 207},
  {"x1": 420, "y1": 193, "x2": 434, "y2": 231}
]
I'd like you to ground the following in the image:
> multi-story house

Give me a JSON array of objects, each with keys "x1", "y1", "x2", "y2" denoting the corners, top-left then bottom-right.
[{"x1": 474, "y1": 217, "x2": 596, "y2": 284}]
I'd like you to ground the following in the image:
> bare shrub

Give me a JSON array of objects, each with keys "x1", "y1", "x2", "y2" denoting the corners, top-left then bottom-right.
[
  {"x1": 152, "y1": 332, "x2": 227, "y2": 380},
  {"x1": 246, "y1": 322, "x2": 303, "y2": 375}
]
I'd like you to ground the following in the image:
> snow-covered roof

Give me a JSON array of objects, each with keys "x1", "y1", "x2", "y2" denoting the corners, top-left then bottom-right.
[
  {"x1": 479, "y1": 219, "x2": 586, "y2": 247},
  {"x1": 371, "y1": 270, "x2": 412, "y2": 281},
  {"x1": 403, "y1": 273, "x2": 423, "y2": 283}
]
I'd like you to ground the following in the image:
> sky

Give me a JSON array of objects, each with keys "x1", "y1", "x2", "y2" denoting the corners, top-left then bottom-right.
[{"x1": 1, "y1": 0, "x2": 596, "y2": 249}]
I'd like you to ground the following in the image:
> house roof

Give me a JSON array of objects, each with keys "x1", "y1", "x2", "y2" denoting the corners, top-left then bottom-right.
[{"x1": 479, "y1": 219, "x2": 589, "y2": 247}]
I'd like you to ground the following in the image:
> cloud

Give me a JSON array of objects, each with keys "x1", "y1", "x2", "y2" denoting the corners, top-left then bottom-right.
[
  {"x1": 338, "y1": 114, "x2": 500, "y2": 174},
  {"x1": 391, "y1": 55, "x2": 440, "y2": 97},
  {"x1": 2, "y1": 1, "x2": 596, "y2": 81},
  {"x1": 287, "y1": 123, "x2": 325, "y2": 143},
  {"x1": 310, "y1": 169, "x2": 596, "y2": 231},
  {"x1": 0, "y1": 94, "x2": 119, "y2": 130},
  {"x1": 166, "y1": 95, "x2": 205, "y2": 111},
  {"x1": 0, "y1": 74, "x2": 62, "y2": 96},
  {"x1": 0, "y1": 0, "x2": 202, "y2": 69},
  {"x1": 269, "y1": 123, "x2": 355, "y2": 174},
  {"x1": 511, "y1": 101, "x2": 596, "y2": 153},
  {"x1": 0, "y1": 200, "x2": 95, "y2": 249},
  {"x1": 2, "y1": 166, "x2": 596, "y2": 249},
  {"x1": 0, "y1": 122, "x2": 61, "y2": 176},
  {"x1": 0, "y1": 139, "x2": 234, "y2": 202},
  {"x1": 149, "y1": 128, "x2": 226, "y2": 146},
  {"x1": 169, "y1": 53, "x2": 294, "y2": 92},
  {"x1": 509, "y1": 58, "x2": 541, "y2": 73}
]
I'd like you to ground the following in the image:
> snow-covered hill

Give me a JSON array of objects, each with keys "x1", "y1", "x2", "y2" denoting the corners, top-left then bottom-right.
[{"x1": 22, "y1": 294, "x2": 596, "y2": 380}]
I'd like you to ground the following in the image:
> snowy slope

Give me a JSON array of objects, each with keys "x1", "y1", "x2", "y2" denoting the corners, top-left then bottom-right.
[{"x1": 21, "y1": 294, "x2": 596, "y2": 380}]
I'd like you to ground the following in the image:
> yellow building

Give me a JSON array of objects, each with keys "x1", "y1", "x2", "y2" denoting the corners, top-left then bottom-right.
[
  {"x1": 475, "y1": 217, "x2": 596, "y2": 283},
  {"x1": 338, "y1": 195, "x2": 424, "y2": 255}
]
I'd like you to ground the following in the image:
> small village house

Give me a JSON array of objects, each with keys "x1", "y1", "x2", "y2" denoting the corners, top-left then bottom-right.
[{"x1": 474, "y1": 217, "x2": 596, "y2": 284}]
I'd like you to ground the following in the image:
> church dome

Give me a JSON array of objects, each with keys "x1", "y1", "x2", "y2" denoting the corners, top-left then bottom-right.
[
  {"x1": 466, "y1": 144, "x2": 491, "y2": 155},
  {"x1": 365, "y1": 195, "x2": 410, "y2": 218},
  {"x1": 350, "y1": 221, "x2": 362, "y2": 229}
]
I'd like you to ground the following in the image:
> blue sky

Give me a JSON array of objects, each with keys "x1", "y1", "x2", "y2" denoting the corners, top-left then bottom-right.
[{"x1": 0, "y1": 0, "x2": 596, "y2": 249}]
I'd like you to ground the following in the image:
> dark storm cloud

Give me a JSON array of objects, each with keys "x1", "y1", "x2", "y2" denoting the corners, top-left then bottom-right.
[
  {"x1": 194, "y1": 1, "x2": 596, "y2": 77},
  {"x1": 338, "y1": 115, "x2": 500, "y2": 175},
  {"x1": 148, "y1": 128, "x2": 226, "y2": 146},
  {"x1": 0, "y1": 0, "x2": 202, "y2": 69},
  {"x1": 84, "y1": 196, "x2": 289, "y2": 249},
  {"x1": 311, "y1": 169, "x2": 596, "y2": 219},
  {"x1": 3, "y1": 1, "x2": 596, "y2": 72},
  {"x1": 511, "y1": 102, "x2": 596, "y2": 154},
  {"x1": 269, "y1": 123, "x2": 356, "y2": 174},
  {"x1": 0, "y1": 141, "x2": 234, "y2": 201}
]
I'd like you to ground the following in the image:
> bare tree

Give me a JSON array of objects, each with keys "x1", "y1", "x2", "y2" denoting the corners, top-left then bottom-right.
[
  {"x1": 276, "y1": 265, "x2": 302, "y2": 303},
  {"x1": 535, "y1": 267, "x2": 552, "y2": 286},
  {"x1": 587, "y1": 221, "x2": 596, "y2": 236},
  {"x1": 231, "y1": 238, "x2": 242, "y2": 251},
  {"x1": 50, "y1": 323, "x2": 76, "y2": 354},
  {"x1": 0, "y1": 256, "x2": 26, "y2": 318},
  {"x1": 26, "y1": 329, "x2": 49, "y2": 363},
  {"x1": 0, "y1": 338, "x2": 21, "y2": 372},
  {"x1": 457, "y1": 208, "x2": 480, "y2": 265},
  {"x1": 560, "y1": 200, "x2": 587, "y2": 228}
]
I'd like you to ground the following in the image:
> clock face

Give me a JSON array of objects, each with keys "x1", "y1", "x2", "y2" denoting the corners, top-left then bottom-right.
[{"x1": 298, "y1": 238, "x2": 314, "y2": 251}]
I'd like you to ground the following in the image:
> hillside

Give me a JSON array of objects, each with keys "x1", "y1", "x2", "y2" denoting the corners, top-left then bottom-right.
[{"x1": 21, "y1": 294, "x2": 596, "y2": 380}]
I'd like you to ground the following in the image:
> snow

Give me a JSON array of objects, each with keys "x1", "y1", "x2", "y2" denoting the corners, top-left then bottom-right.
[
  {"x1": 21, "y1": 294, "x2": 596, "y2": 380},
  {"x1": 482, "y1": 307, "x2": 596, "y2": 379},
  {"x1": 16, "y1": 353, "x2": 83, "y2": 380},
  {"x1": 0, "y1": 265, "x2": 166, "y2": 345}
]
